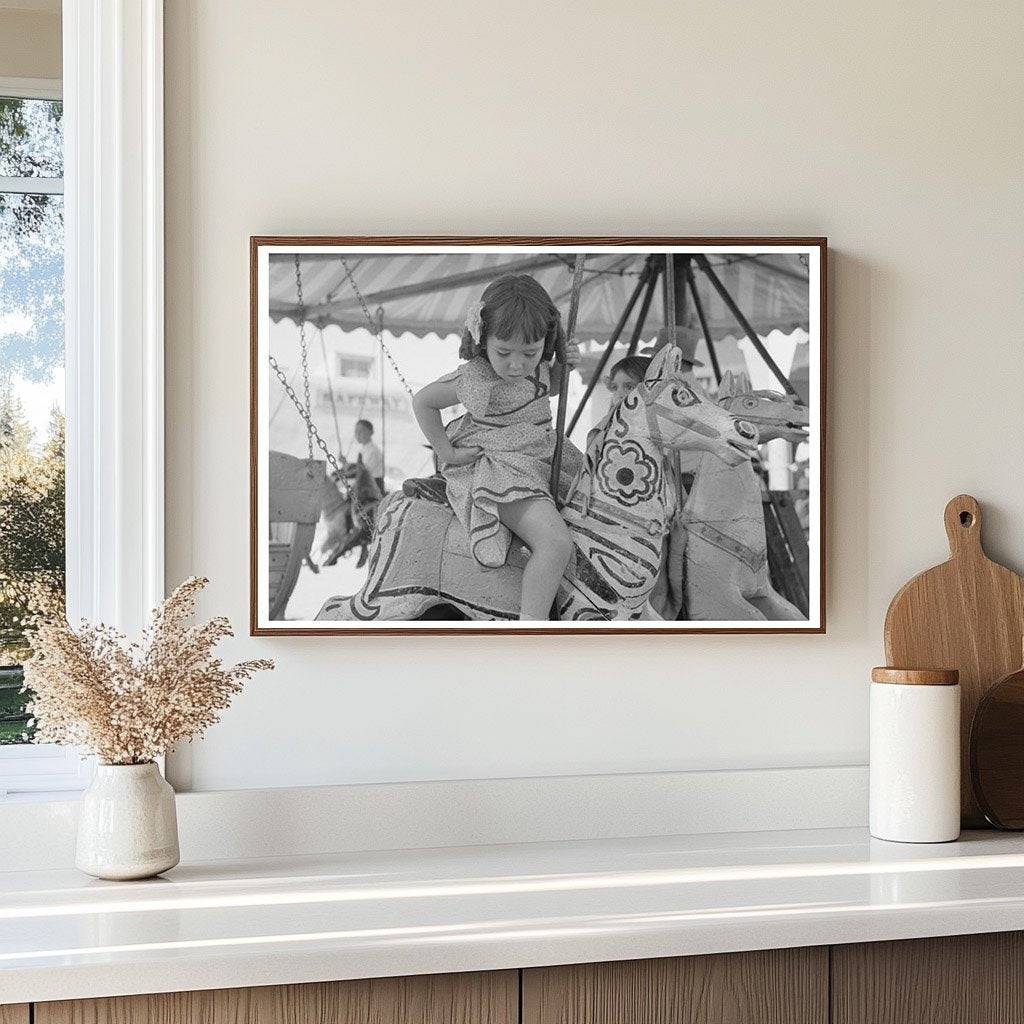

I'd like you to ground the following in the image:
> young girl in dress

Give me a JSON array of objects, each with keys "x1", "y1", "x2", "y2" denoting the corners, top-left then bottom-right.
[{"x1": 412, "y1": 274, "x2": 576, "y2": 620}]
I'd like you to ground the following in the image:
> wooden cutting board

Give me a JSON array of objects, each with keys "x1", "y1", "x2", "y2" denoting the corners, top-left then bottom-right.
[{"x1": 884, "y1": 494, "x2": 1024, "y2": 826}]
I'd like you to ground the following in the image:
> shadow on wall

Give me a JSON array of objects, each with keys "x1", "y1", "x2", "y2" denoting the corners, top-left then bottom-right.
[{"x1": 827, "y1": 250, "x2": 873, "y2": 632}]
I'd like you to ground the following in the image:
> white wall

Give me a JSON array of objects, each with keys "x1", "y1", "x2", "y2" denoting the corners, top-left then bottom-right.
[{"x1": 164, "y1": 0, "x2": 1024, "y2": 792}]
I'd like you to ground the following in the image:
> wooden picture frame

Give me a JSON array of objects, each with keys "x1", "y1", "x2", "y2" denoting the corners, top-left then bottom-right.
[{"x1": 251, "y1": 237, "x2": 827, "y2": 635}]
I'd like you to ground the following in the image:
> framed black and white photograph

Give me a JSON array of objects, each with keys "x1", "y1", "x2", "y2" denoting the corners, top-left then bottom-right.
[{"x1": 250, "y1": 237, "x2": 825, "y2": 635}]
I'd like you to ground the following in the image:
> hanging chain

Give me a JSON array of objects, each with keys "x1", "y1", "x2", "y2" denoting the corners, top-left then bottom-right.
[
  {"x1": 339, "y1": 256, "x2": 415, "y2": 397},
  {"x1": 294, "y1": 255, "x2": 315, "y2": 462},
  {"x1": 269, "y1": 356, "x2": 342, "y2": 476},
  {"x1": 268, "y1": 354, "x2": 373, "y2": 525},
  {"x1": 271, "y1": 252, "x2": 417, "y2": 531}
]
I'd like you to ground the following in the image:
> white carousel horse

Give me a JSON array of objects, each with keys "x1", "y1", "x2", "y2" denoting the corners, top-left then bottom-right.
[
  {"x1": 680, "y1": 371, "x2": 810, "y2": 621},
  {"x1": 315, "y1": 461, "x2": 383, "y2": 567},
  {"x1": 315, "y1": 346, "x2": 760, "y2": 622}
]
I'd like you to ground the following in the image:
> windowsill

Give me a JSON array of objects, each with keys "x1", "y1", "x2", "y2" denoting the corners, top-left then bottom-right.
[
  {"x1": 0, "y1": 744, "x2": 94, "y2": 800},
  {"x1": 3, "y1": 826, "x2": 1024, "y2": 1004}
]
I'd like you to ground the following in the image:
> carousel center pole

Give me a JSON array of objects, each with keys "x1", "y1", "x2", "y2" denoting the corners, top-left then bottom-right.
[
  {"x1": 549, "y1": 255, "x2": 587, "y2": 507},
  {"x1": 662, "y1": 253, "x2": 679, "y2": 348},
  {"x1": 662, "y1": 255, "x2": 688, "y2": 601}
]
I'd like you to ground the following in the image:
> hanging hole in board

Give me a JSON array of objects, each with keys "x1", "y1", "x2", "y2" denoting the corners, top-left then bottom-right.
[{"x1": 960, "y1": 511, "x2": 974, "y2": 527}]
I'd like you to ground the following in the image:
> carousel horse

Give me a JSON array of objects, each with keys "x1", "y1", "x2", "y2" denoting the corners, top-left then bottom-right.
[
  {"x1": 315, "y1": 461, "x2": 383, "y2": 568},
  {"x1": 315, "y1": 346, "x2": 760, "y2": 622},
  {"x1": 679, "y1": 371, "x2": 810, "y2": 621},
  {"x1": 715, "y1": 371, "x2": 810, "y2": 445}
]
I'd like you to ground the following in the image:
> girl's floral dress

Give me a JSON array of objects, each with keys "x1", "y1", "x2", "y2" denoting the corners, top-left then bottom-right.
[{"x1": 441, "y1": 356, "x2": 556, "y2": 568}]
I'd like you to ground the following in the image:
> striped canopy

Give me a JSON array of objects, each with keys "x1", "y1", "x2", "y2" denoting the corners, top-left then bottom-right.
[{"x1": 267, "y1": 251, "x2": 810, "y2": 346}]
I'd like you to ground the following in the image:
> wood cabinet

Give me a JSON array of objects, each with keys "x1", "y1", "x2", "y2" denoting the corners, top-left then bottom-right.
[
  {"x1": 832, "y1": 932, "x2": 1024, "y2": 1024},
  {"x1": 522, "y1": 947, "x2": 827, "y2": 1024},
  {"x1": 21, "y1": 932, "x2": 1024, "y2": 1024},
  {"x1": 34, "y1": 971, "x2": 517, "y2": 1024}
]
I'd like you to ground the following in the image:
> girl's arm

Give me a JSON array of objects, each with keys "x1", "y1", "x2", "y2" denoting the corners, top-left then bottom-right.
[{"x1": 413, "y1": 377, "x2": 480, "y2": 467}]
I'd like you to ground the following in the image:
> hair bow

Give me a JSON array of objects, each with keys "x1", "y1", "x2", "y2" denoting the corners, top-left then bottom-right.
[{"x1": 464, "y1": 300, "x2": 485, "y2": 344}]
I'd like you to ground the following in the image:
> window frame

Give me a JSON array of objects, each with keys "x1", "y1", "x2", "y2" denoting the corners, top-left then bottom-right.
[
  {"x1": 0, "y1": 0, "x2": 165, "y2": 799},
  {"x1": 0, "y1": 77, "x2": 61, "y2": 102}
]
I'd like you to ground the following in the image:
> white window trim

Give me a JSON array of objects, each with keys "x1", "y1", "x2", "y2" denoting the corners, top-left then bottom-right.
[
  {"x1": 0, "y1": 175, "x2": 63, "y2": 195},
  {"x1": 0, "y1": 2, "x2": 165, "y2": 798},
  {"x1": 0, "y1": 744, "x2": 93, "y2": 800},
  {"x1": 0, "y1": 76, "x2": 61, "y2": 101},
  {"x1": 64, "y1": 0, "x2": 164, "y2": 634}
]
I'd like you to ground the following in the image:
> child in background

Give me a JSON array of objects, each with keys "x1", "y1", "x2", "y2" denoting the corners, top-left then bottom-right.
[
  {"x1": 584, "y1": 355, "x2": 654, "y2": 451},
  {"x1": 352, "y1": 418, "x2": 384, "y2": 494},
  {"x1": 606, "y1": 355, "x2": 651, "y2": 405},
  {"x1": 412, "y1": 275, "x2": 578, "y2": 621}
]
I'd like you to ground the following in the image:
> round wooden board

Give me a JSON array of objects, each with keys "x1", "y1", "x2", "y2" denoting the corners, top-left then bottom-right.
[{"x1": 970, "y1": 663, "x2": 1024, "y2": 829}]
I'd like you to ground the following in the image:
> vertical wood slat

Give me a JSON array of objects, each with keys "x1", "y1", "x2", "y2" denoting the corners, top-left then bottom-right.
[
  {"x1": 35, "y1": 971, "x2": 517, "y2": 1024},
  {"x1": 522, "y1": 948, "x2": 828, "y2": 1024},
  {"x1": 832, "y1": 932, "x2": 1024, "y2": 1024},
  {"x1": 0, "y1": 1006, "x2": 29, "y2": 1024}
]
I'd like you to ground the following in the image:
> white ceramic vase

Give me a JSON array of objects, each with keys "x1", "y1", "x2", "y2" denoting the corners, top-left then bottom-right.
[{"x1": 76, "y1": 762, "x2": 180, "y2": 880}]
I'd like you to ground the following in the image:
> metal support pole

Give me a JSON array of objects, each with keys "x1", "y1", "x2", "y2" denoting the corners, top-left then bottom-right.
[
  {"x1": 565, "y1": 261, "x2": 651, "y2": 437},
  {"x1": 662, "y1": 255, "x2": 686, "y2": 547},
  {"x1": 672, "y1": 254, "x2": 691, "y2": 344},
  {"x1": 662, "y1": 254, "x2": 677, "y2": 348},
  {"x1": 695, "y1": 254, "x2": 801, "y2": 400},
  {"x1": 686, "y1": 263, "x2": 722, "y2": 386},
  {"x1": 377, "y1": 306, "x2": 386, "y2": 480},
  {"x1": 622, "y1": 260, "x2": 661, "y2": 360},
  {"x1": 549, "y1": 255, "x2": 587, "y2": 506}
]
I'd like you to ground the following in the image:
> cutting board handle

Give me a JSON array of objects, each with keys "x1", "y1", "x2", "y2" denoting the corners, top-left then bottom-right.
[{"x1": 944, "y1": 494, "x2": 983, "y2": 559}]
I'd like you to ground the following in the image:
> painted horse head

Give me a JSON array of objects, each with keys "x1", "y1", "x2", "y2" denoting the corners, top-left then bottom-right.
[
  {"x1": 587, "y1": 346, "x2": 760, "y2": 496},
  {"x1": 716, "y1": 370, "x2": 809, "y2": 444}
]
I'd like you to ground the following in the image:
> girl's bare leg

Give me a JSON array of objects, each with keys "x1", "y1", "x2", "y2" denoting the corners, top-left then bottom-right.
[{"x1": 498, "y1": 497, "x2": 573, "y2": 620}]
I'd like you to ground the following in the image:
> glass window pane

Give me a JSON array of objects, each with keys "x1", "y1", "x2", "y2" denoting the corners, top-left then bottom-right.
[
  {"x1": 0, "y1": 97, "x2": 63, "y2": 179},
  {"x1": 0, "y1": 187, "x2": 65, "y2": 744}
]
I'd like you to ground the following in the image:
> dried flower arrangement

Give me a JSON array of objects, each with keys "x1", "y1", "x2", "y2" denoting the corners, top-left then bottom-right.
[{"x1": 22, "y1": 576, "x2": 273, "y2": 765}]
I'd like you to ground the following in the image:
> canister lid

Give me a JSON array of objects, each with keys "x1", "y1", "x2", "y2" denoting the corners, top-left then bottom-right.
[{"x1": 871, "y1": 666, "x2": 959, "y2": 686}]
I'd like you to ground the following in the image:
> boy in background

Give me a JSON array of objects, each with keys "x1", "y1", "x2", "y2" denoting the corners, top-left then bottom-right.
[{"x1": 353, "y1": 418, "x2": 384, "y2": 494}]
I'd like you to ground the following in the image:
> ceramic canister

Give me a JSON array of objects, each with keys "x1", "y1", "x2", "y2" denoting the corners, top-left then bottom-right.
[{"x1": 869, "y1": 667, "x2": 961, "y2": 843}]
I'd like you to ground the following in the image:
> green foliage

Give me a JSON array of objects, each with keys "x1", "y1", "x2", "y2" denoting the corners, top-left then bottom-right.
[
  {"x1": 0, "y1": 394, "x2": 65, "y2": 742},
  {"x1": 0, "y1": 665, "x2": 29, "y2": 744},
  {"x1": 0, "y1": 97, "x2": 63, "y2": 177},
  {"x1": 0, "y1": 97, "x2": 62, "y2": 241}
]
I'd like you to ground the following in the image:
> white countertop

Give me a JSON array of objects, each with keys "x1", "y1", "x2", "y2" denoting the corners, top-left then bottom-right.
[{"x1": 4, "y1": 826, "x2": 1024, "y2": 1004}]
